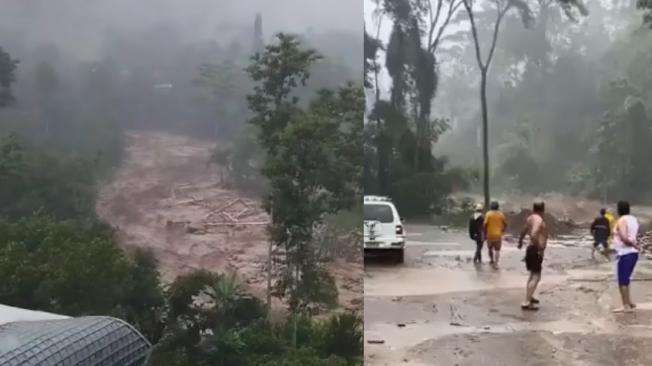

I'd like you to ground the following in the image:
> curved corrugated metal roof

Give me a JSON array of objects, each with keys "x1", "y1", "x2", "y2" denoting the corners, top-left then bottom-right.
[{"x1": 0, "y1": 316, "x2": 151, "y2": 366}]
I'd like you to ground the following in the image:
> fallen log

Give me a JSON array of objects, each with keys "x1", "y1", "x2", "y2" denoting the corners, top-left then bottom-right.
[
  {"x1": 204, "y1": 221, "x2": 270, "y2": 226},
  {"x1": 204, "y1": 198, "x2": 243, "y2": 219}
]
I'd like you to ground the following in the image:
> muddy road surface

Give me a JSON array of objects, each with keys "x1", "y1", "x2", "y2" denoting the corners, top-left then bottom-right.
[
  {"x1": 365, "y1": 224, "x2": 652, "y2": 365},
  {"x1": 97, "y1": 131, "x2": 362, "y2": 311}
]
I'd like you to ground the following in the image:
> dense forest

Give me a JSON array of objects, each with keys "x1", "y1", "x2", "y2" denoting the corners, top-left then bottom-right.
[
  {"x1": 365, "y1": 0, "x2": 652, "y2": 217},
  {"x1": 1, "y1": 4, "x2": 362, "y2": 365}
]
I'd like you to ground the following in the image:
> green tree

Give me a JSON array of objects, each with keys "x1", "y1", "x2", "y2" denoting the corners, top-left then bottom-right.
[
  {"x1": 317, "y1": 312, "x2": 363, "y2": 365},
  {"x1": 34, "y1": 60, "x2": 59, "y2": 137},
  {"x1": 0, "y1": 46, "x2": 18, "y2": 107},
  {"x1": 638, "y1": 0, "x2": 652, "y2": 25},
  {"x1": 0, "y1": 214, "x2": 130, "y2": 315},
  {"x1": 246, "y1": 33, "x2": 362, "y2": 347},
  {"x1": 0, "y1": 137, "x2": 98, "y2": 221},
  {"x1": 122, "y1": 249, "x2": 166, "y2": 343},
  {"x1": 253, "y1": 13, "x2": 265, "y2": 54},
  {"x1": 365, "y1": 0, "x2": 469, "y2": 217},
  {"x1": 462, "y1": 0, "x2": 533, "y2": 209}
]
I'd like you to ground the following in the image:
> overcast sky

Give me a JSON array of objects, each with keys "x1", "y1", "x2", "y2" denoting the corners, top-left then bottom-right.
[{"x1": 0, "y1": 0, "x2": 362, "y2": 58}]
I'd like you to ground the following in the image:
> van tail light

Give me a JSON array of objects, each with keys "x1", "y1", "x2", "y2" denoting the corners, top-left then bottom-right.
[{"x1": 396, "y1": 225, "x2": 403, "y2": 235}]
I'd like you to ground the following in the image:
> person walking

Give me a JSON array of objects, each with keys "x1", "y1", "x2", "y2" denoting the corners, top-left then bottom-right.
[
  {"x1": 484, "y1": 201, "x2": 506, "y2": 268},
  {"x1": 468, "y1": 204, "x2": 485, "y2": 264},
  {"x1": 517, "y1": 201, "x2": 547, "y2": 311},
  {"x1": 590, "y1": 209, "x2": 611, "y2": 259},
  {"x1": 612, "y1": 200, "x2": 640, "y2": 313},
  {"x1": 605, "y1": 208, "x2": 616, "y2": 251}
]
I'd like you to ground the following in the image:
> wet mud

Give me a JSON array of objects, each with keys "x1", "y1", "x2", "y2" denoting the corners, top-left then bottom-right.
[
  {"x1": 364, "y1": 225, "x2": 652, "y2": 365},
  {"x1": 97, "y1": 131, "x2": 362, "y2": 311}
]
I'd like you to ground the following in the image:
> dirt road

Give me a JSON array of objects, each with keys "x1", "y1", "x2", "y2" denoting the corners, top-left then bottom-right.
[
  {"x1": 97, "y1": 130, "x2": 361, "y2": 310},
  {"x1": 365, "y1": 224, "x2": 652, "y2": 365}
]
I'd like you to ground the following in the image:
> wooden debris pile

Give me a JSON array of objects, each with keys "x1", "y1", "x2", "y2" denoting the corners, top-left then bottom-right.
[{"x1": 640, "y1": 231, "x2": 652, "y2": 252}]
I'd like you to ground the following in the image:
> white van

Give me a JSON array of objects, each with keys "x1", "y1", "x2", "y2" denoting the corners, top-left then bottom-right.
[{"x1": 363, "y1": 196, "x2": 405, "y2": 263}]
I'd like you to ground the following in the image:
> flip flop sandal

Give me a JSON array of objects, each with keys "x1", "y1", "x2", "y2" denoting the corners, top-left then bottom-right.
[
  {"x1": 530, "y1": 298, "x2": 540, "y2": 304},
  {"x1": 521, "y1": 304, "x2": 539, "y2": 311}
]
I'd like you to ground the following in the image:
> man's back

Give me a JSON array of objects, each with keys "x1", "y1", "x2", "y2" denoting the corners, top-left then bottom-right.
[
  {"x1": 484, "y1": 210, "x2": 505, "y2": 241},
  {"x1": 591, "y1": 216, "x2": 610, "y2": 243},
  {"x1": 526, "y1": 214, "x2": 547, "y2": 247},
  {"x1": 469, "y1": 212, "x2": 484, "y2": 240}
]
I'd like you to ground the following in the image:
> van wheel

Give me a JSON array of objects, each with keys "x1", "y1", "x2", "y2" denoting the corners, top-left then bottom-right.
[{"x1": 394, "y1": 249, "x2": 404, "y2": 264}]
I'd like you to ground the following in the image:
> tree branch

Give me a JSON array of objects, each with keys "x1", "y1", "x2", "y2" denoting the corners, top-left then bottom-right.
[
  {"x1": 463, "y1": 0, "x2": 486, "y2": 71},
  {"x1": 485, "y1": 1, "x2": 511, "y2": 68},
  {"x1": 430, "y1": 0, "x2": 464, "y2": 53},
  {"x1": 373, "y1": 14, "x2": 383, "y2": 103},
  {"x1": 428, "y1": 0, "x2": 445, "y2": 49}
]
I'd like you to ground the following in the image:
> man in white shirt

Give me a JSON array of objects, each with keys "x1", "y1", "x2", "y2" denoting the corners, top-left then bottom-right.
[{"x1": 612, "y1": 200, "x2": 640, "y2": 313}]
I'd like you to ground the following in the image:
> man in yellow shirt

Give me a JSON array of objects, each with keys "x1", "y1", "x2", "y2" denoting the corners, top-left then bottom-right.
[
  {"x1": 484, "y1": 201, "x2": 507, "y2": 268},
  {"x1": 605, "y1": 208, "x2": 616, "y2": 251}
]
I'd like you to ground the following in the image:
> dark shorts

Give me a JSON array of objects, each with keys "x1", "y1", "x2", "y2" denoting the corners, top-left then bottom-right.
[
  {"x1": 525, "y1": 245, "x2": 543, "y2": 274},
  {"x1": 593, "y1": 240, "x2": 607, "y2": 248}
]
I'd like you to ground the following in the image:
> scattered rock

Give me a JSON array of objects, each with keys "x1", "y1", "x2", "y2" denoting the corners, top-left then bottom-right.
[
  {"x1": 185, "y1": 224, "x2": 206, "y2": 234},
  {"x1": 506, "y1": 209, "x2": 577, "y2": 238},
  {"x1": 577, "y1": 285, "x2": 596, "y2": 293},
  {"x1": 392, "y1": 296, "x2": 403, "y2": 302}
]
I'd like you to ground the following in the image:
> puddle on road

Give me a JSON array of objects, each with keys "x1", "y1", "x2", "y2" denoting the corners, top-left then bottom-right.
[
  {"x1": 365, "y1": 315, "x2": 652, "y2": 351},
  {"x1": 365, "y1": 267, "x2": 568, "y2": 297},
  {"x1": 408, "y1": 241, "x2": 462, "y2": 247},
  {"x1": 365, "y1": 319, "x2": 597, "y2": 350},
  {"x1": 422, "y1": 247, "x2": 519, "y2": 258}
]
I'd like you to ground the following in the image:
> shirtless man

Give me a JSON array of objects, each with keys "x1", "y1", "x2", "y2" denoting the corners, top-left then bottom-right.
[{"x1": 518, "y1": 201, "x2": 547, "y2": 310}]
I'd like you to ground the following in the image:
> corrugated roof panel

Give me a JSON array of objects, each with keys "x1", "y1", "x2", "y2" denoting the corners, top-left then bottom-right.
[{"x1": 0, "y1": 316, "x2": 151, "y2": 366}]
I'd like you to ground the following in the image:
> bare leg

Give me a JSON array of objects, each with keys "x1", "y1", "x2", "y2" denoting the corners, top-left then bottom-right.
[
  {"x1": 523, "y1": 273, "x2": 533, "y2": 305},
  {"x1": 522, "y1": 273, "x2": 540, "y2": 305},
  {"x1": 525, "y1": 273, "x2": 541, "y2": 304},
  {"x1": 488, "y1": 245, "x2": 494, "y2": 263},
  {"x1": 624, "y1": 286, "x2": 634, "y2": 309},
  {"x1": 616, "y1": 286, "x2": 628, "y2": 311},
  {"x1": 494, "y1": 250, "x2": 501, "y2": 267}
]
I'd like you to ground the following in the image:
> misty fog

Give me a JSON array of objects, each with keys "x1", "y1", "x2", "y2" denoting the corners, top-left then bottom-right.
[{"x1": 1, "y1": 0, "x2": 361, "y2": 140}]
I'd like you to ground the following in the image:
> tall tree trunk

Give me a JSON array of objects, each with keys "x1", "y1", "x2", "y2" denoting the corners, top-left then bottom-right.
[
  {"x1": 266, "y1": 203, "x2": 273, "y2": 315},
  {"x1": 480, "y1": 71, "x2": 490, "y2": 209},
  {"x1": 374, "y1": 20, "x2": 386, "y2": 195}
]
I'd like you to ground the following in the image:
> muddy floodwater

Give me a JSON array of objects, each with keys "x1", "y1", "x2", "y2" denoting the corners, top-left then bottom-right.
[{"x1": 364, "y1": 224, "x2": 652, "y2": 365}]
